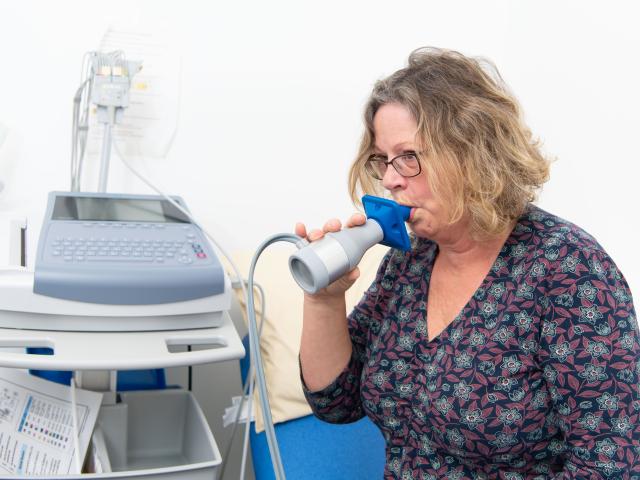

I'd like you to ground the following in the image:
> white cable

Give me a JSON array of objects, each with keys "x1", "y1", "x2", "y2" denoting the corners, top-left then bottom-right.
[
  {"x1": 219, "y1": 281, "x2": 266, "y2": 480},
  {"x1": 111, "y1": 140, "x2": 241, "y2": 293},
  {"x1": 97, "y1": 119, "x2": 113, "y2": 192},
  {"x1": 71, "y1": 78, "x2": 90, "y2": 191},
  {"x1": 70, "y1": 376, "x2": 82, "y2": 474},
  {"x1": 239, "y1": 371, "x2": 254, "y2": 480},
  {"x1": 219, "y1": 362, "x2": 253, "y2": 480},
  {"x1": 71, "y1": 51, "x2": 95, "y2": 191}
]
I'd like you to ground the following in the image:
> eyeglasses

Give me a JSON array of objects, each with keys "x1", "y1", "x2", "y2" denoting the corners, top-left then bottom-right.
[{"x1": 364, "y1": 152, "x2": 421, "y2": 180}]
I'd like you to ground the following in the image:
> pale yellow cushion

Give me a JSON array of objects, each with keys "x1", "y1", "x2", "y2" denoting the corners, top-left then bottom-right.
[{"x1": 228, "y1": 244, "x2": 389, "y2": 433}]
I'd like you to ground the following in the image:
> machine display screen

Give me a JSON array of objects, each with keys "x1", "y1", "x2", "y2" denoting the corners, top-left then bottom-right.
[{"x1": 51, "y1": 196, "x2": 190, "y2": 223}]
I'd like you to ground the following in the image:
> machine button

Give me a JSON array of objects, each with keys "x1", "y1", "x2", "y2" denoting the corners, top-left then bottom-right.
[{"x1": 87, "y1": 256, "x2": 153, "y2": 262}]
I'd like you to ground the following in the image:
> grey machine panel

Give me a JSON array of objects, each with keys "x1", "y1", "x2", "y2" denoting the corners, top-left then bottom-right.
[{"x1": 33, "y1": 191, "x2": 225, "y2": 305}]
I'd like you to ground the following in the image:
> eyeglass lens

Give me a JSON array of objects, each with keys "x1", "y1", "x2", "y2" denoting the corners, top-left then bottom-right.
[{"x1": 367, "y1": 154, "x2": 419, "y2": 179}]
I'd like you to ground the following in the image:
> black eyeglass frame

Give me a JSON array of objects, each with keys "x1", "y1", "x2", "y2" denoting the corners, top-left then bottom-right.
[{"x1": 365, "y1": 152, "x2": 422, "y2": 180}]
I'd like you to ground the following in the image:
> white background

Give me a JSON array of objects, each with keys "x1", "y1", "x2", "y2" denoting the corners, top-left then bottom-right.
[
  {"x1": 0, "y1": 2, "x2": 638, "y2": 478},
  {"x1": 0, "y1": 0, "x2": 638, "y2": 293}
]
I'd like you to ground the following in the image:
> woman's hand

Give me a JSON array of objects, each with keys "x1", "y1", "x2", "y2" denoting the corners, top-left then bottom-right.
[
  {"x1": 295, "y1": 213, "x2": 367, "y2": 298},
  {"x1": 296, "y1": 214, "x2": 365, "y2": 391}
]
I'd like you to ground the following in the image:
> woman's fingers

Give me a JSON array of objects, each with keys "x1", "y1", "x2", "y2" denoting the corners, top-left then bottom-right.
[
  {"x1": 307, "y1": 229, "x2": 325, "y2": 241},
  {"x1": 345, "y1": 213, "x2": 366, "y2": 228},
  {"x1": 294, "y1": 222, "x2": 307, "y2": 238},
  {"x1": 295, "y1": 222, "x2": 325, "y2": 241},
  {"x1": 323, "y1": 218, "x2": 342, "y2": 233},
  {"x1": 297, "y1": 213, "x2": 366, "y2": 242}
]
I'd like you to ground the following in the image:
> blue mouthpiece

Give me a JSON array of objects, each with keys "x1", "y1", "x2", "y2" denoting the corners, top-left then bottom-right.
[{"x1": 362, "y1": 195, "x2": 412, "y2": 251}]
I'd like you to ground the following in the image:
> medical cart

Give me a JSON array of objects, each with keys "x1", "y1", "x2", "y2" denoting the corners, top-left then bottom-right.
[{"x1": 0, "y1": 191, "x2": 245, "y2": 479}]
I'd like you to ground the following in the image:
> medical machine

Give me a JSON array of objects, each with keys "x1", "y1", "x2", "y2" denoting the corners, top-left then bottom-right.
[
  {"x1": 0, "y1": 192, "x2": 231, "y2": 333},
  {"x1": 34, "y1": 191, "x2": 226, "y2": 306},
  {"x1": 0, "y1": 50, "x2": 245, "y2": 479}
]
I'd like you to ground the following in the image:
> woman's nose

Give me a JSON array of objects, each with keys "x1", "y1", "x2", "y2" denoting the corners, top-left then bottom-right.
[{"x1": 381, "y1": 165, "x2": 407, "y2": 191}]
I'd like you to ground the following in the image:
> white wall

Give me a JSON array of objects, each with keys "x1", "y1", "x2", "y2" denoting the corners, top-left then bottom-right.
[
  {"x1": 0, "y1": 2, "x2": 638, "y2": 479},
  {"x1": 0, "y1": 1, "x2": 638, "y2": 291}
]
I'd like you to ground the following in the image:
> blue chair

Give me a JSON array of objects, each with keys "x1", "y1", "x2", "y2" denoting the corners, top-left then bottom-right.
[{"x1": 240, "y1": 337, "x2": 386, "y2": 479}]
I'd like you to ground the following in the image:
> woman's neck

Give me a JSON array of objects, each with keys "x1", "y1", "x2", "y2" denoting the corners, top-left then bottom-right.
[{"x1": 433, "y1": 220, "x2": 515, "y2": 274}]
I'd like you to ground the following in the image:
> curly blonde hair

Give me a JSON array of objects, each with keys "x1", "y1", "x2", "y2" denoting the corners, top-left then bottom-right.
[{"x1": 348, "y1": 47, "x2": 551, "y2": 239}]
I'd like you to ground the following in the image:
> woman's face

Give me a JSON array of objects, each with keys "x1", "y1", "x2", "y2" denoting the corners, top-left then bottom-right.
[{"x1": 373, "y1": 102, "x2": 449, "y2": 241}]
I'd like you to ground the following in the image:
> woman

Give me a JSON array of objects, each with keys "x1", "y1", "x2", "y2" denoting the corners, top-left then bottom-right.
[{"x1": 296, "y1": 48, "x2": 639, "y2": 478}]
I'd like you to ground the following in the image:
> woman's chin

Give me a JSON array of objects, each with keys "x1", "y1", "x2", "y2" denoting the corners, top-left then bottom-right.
[
  {"x1": 407, "y1": 223, "x2": 429, "y2": 239},
  {"x1": 407, "y1": 218, "x2": 438, "y2": 240}
]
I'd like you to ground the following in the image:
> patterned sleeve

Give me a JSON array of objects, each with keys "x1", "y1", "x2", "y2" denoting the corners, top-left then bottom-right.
[
  {"x1": 303, "y1": 250, "x2": 394, "y2": 424},
  {"x1": 537, "y1": 246, "x2": 640, "y2": 478}
]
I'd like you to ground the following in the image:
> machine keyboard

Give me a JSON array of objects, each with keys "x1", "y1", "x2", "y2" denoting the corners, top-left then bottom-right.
[{"x1": 49, "y1": 235, "x2": 204, "y2": 265}]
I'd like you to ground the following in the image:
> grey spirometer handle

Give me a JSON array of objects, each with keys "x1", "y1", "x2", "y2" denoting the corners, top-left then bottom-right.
[{"x1": 289, "y1": 220, "x2": 383, "y2": 294}]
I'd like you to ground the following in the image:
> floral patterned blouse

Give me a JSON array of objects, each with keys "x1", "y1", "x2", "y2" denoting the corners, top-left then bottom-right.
[{"x1": 303, "y1": 205, "x2": 640, "y2": 479}]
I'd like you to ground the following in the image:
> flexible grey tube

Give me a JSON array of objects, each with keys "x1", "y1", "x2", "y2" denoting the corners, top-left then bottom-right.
[{"x1": 247, "y1": 233, "x2": 306, "y2": 480}]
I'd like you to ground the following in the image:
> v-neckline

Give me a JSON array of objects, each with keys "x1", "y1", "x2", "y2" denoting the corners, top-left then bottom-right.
[{"x1": 422, "y1": 222, "x2": 519, "y2": 344}]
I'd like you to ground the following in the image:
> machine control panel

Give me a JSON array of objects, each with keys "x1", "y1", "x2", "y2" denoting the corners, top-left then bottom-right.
[{"x1": 34, "y1": 192, "x2": 226, "y2": 305}]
